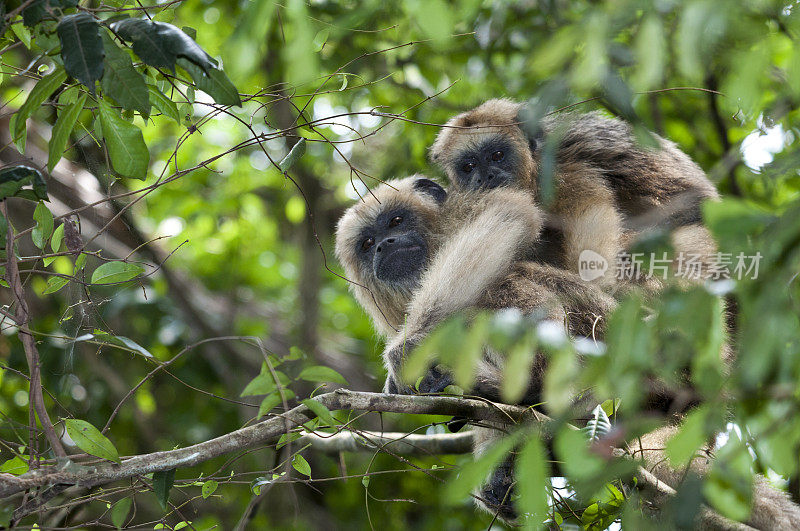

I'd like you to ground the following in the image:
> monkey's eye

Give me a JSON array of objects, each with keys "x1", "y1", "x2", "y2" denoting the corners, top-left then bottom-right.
[
  {"x1": 388, "y1": 216, "x2": 403, "y2": 227},
  {"x1": 461, "y1": 161, "x2": 476, "y2": 173},
  {"x1": 490, "y1": 150, "x2": 504, "y2": 162},
  {"x1": 361, "y1": 237, "x2": 375, "y2": 251}
]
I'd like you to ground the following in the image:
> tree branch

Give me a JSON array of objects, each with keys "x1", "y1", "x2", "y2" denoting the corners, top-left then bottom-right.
[
  {"x1": 0, "y1": 389, "x2": 542, "y2": 499},
  {"x1": 1, "y1": 201, "x2": 67, "y2": 459}
]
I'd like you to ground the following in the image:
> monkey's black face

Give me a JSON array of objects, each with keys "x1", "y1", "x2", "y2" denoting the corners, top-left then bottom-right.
[
  {"x1": 357, "y1": 208, "x2": 428, "y2": 287},
  {"x1": 453, "y1": 138, "x2": 519, "y2": 190}
]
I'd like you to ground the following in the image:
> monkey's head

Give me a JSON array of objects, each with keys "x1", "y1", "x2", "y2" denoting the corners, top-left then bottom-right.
[
  {"x1": 430, "y1": 99, "x2": 537, "y2": 192},
  {"x1": 335, "y1": 175, "x2": 447, "y2": 335}
]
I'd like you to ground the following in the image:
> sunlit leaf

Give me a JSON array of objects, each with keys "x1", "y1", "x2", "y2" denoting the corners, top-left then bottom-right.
[
  {"x1": 291, "y1": 454, "x2": 311, "y2": 477},
  {"x1": 298, "y1": 365, "x2": 347, "y2": 385},
  {"x1": 98, "y1": 99, "x2": 149, "y2": 179},
  {"x1": 278, "y1": 138, "x2": 306, "y2": 172},
  {"x1": 201, "y1": 480, "x2": 218, "y2": 499},
  {"x1": 64, "y1": 419, "x2": 120, "y2": 463},
  {"x1": 31, "y1": 201, "x2": 54, "y2": 249},
  {"x1": 90, "y1": 261, "x2": 144, "y2": 285}
]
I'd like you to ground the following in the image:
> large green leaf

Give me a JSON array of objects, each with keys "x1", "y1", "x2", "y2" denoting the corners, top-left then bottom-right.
[
  {"x1": 111, "y1": 19, "x2": 217, "y2": 72},
  {"x1": 11, "y1": 66, "x2": 67, "y2": 151},
  {"x1": 110, "y1": 498, "x2": 131, "y2": 529},
  {"x1": 177, "y1": 58, "x2": 241, "y2": 107},
  {"x1": 101, "y1": 31, "x2": 150, "y2": 117},
  {"x1": 48, "y1": 89, "x2": 87, "y2": 172},
  {"x1": 98, "y1": 99, "x2": 149, "y2": 179},
  {"x1": 64, "y1": 418, "x2": 120, "y2": 463},
  {"x1": 444, "y1": 430, "x2": 523, "y2": 504},
  {"x1": 297, "y1": 365, "x2": 348, "y2": 385},
  {"x1": 57, "y1": 14, "x2": 104, "y2": 92},
  {"x1": 22, "y1": 0, "x2": 78, "y2": 27},
  {"x1": 90, "y1": 261, "x2": 145, "y2": 285},
  {"x1": 152, "y1": 469, "x2": 175, "y2": 511},
  {"x1": 0, "y1": 166, "x2": 48, "y2": 201}
]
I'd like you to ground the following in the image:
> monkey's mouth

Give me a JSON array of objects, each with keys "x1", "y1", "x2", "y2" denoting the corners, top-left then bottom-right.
[{"x1": 374, "y1": 245, "x2": 427, "y2": 285}]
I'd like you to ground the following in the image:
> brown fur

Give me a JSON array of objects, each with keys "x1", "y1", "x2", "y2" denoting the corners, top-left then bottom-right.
[{"x1": 431, "y1": 99, "x2": 721, "y2": 288}]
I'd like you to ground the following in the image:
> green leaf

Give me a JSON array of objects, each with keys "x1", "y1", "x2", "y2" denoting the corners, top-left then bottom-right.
[
  {"x1": 584, "y1": 404, "x2": 613, "y2": 442},
  {"x1": 201, "y1": 480, "x2": 218, "y2": 499},
  {"x1": 291, "y1": 454, "x2": 311, "y2": 477},
  {"x1": 42, "y1": 275, "x2": 69, "y2": 295},
  {"x1": 85, "y1": 330, "x2": 154, "y2": 358},
  {"x1": 152, "y1": 469, "x2": 175, "y2": 511},
  {"x1": 110, "y1": 497, "x2": 131, "y2": 529},
  {"x1": 276, "y1": 431, "x2": 302, "y2": 449},
  {"x1": 177, "y1": 58, "x2": 241, "y2": 107},
  {"x1": 22, "y1": 0, "x2": 78, "y2": 27},
  {"x1": 312, "y1": 28, "x2": 329, "y2": 52},
  {"x1": 0, "y1": 455, "x2": 29, "y2": 475},
  {"x1": 301, "y1": 399, "x2": 336, "y2": 425},
  {"x1": 298, "y1": 365, "x2": 348, "y2": 385},
  {"x1": 12, "y1": 19, "x2": 33, "y2": 48},
  {"x1": 278, "y1": 138, "x2": 306, "y2": 172},
  {"x1": 111, "y1": 19, "x2": 217, "y2": 72},
  {"x1": 147, "y1": 85, "x2": 181, "y2": 123},
  {"x1": 257, "y1": 393, "x2": 283, "y2": 417},
  {"x1": 101, "y1": 31, "x2": 150, "y2": 117},
  {"x1": 31, "y1": 201, "x2": 54, "y2": 249},
  {"x1": 0, "y1": 165, "x2": 48, "y2": 202},
  {"x1": 11, "y1": 66, "x2": 67, "y2": 151},
  {"x1": 666, "y1": 406, "x2": 709, "y2": 466},
  {"x1": 64, "y1": 419, "x2": 120, "y2": 463},
  {"x1": 90, "y1": 261, "x2": 144, "y2": 285},
  {"x1": 48, "y1": 90, "x2": 87, "y2": 172},
  {"x1": 57, "y1": 14, "x2": 104, "y2": 92},
  {"x1": 98, "y1": 99, "x2": 149, "y2": 179},
  {"x1": 444, "y1": 430, "x2": 523, "y2": 504},
  {"x1": 501, "y1": 333, "x2": 536, "y2": 403},
  {"x1": 50, "y1": 222, "x2": 65, "y2": 253},
  {"x1": 517, "y1": 435, "x2": 549, "y2": 528}
]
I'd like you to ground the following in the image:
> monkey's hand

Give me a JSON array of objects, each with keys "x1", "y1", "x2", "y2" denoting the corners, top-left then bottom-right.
[{"x1": 416, "y1": 364, "x2": 453, "y2": 394}]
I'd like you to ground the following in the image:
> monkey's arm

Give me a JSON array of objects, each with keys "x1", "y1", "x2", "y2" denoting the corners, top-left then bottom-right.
[{"x1": 383, "y1": 190, "x2": 545, "y2": 394}]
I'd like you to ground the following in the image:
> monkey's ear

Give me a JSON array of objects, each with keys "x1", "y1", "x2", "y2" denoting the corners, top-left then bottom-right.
[{"x1": 413, "y1": 178, "x2": 447, "y2": 204}]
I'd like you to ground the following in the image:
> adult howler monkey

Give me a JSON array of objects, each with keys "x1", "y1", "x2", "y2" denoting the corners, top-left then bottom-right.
[{"x1": 430, "y1": 99, "x2": 720, "y2": 286}]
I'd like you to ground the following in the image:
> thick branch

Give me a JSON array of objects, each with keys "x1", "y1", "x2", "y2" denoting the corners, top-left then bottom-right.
[
  {"x1": 0, "y1": 389, "x2": 542, "y2": 498},
  {"x1": 299, "y1": 430, "x2": 473, "y2": 455}
]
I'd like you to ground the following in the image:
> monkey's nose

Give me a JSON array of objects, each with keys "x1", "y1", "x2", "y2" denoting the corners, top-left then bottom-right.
[{"x1": 376, "y1": 237, "x2": 395, "y2": 252}]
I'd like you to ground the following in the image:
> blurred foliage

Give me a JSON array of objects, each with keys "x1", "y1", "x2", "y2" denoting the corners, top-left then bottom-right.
[{"x1": 1, "y1": 0, "x2": 800, "y2": 529}]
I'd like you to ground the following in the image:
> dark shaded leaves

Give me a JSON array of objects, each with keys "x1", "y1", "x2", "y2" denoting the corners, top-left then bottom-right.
[
  {"x1": 0, "y1": 166, "x2": 48, "y2": 201},
  {"x1": 111, "y1": 19, "x2": 216, "y2": 72},
  {"x1": 22, "y1": 0, "x2": 78, "y2": 27},
  {"x1": 101, "y1": 31, "x2": 150, "y2": 117},
  {"x1": 177, "y1": 58, "x2": 241, "y2": 107},
  {"x1": 57, "y1": 14, "x2": 104, "y2": 92},
  {"x1": 152, "y1": 469, "x2": 175, "y2": 511}
]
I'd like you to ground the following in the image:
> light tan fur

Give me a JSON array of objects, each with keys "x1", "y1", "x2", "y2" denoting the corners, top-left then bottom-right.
[
  {"x1": 431, "y1": 99, "x2": 721, "y2": 288},
  {"x1": 630, "y1": 425, "x2": 800, "y2": 529}
]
